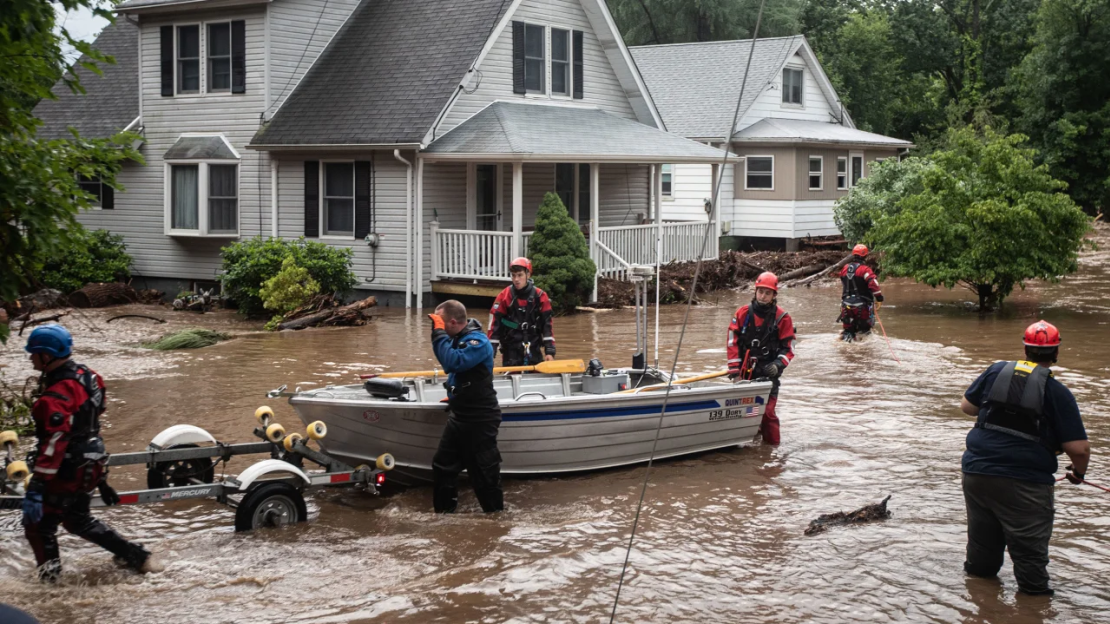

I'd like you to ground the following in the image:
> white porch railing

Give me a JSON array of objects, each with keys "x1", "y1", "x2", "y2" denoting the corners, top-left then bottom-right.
[{"x1": 431, "y1": 222, "x2": 717, "y2": 283}]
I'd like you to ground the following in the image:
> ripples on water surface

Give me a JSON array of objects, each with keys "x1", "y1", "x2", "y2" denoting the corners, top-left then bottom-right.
[{"x1": 2, "y1": 239, "x2": 1108, "y2": 623}]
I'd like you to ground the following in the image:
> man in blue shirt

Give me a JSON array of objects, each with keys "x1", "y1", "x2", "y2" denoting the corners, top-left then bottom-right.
[
  {"x1": 427, "y1": 299, "x2": 504, "y2": 513},
  {"x1": 960, "y1": 320, "x2": 1091, "y2": 596}
]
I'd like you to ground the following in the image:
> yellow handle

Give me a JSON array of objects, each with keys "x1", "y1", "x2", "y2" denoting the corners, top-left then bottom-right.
[
  {"x1": 363, "y1": 359, "x2": 586, "y2": 379},
  {"x1": 614, "y1": 370, "x2": 730, "y2": 394}
]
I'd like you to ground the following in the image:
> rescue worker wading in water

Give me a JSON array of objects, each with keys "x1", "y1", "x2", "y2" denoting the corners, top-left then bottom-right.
[
  {"x1": 838, "y1": 244, "x2": 884, "y2": 341},
  {"x1": 488, "y1": 257, "x2": 555, "y2": 366},
  {"x1": 429, "y1": 300, "x2": 504, "y2": 513},
  {"x1": 20, "y1": 325, "x2": 163, "y2": 582},
  {"x1": 727, "y1": 272, "x2": 797, "y2": 445}
]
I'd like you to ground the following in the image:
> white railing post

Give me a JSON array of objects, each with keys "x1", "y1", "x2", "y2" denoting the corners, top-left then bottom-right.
[{"x1": 430, "y1": 219, "x2": 440, "y2": 280}]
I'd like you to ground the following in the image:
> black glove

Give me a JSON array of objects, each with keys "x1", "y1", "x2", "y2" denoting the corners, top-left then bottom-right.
[
  {"x1": 728, "y1": 372, "x2": 740, "y2": 381},
  {"x1": 98, "y1": 481, "x2": 121, "y2": 506},
  {"x1": 761, "y1": 361, "x2": 782, "y2": 379},
  {"x1": 1065, "y1": 464, "x2": 1085, "y2": 485}
]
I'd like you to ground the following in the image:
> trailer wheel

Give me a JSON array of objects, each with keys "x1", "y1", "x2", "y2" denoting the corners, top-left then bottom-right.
[
  {"x1": 146, "y1": 444, "x2": 216, "y2": 489},
  {"x1": 234, "y1": 482, "x2": 307, "y2": 532}
]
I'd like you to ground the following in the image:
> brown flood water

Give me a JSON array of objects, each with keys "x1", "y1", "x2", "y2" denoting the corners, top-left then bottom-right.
[{"x1": 2, "y1": 243, "x2": 1109, "y2": 623}]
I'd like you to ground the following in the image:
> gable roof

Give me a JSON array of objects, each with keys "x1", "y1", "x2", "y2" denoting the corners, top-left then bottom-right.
[
  {"x1": 251, "y1": 0, "x2": 510, "y2": 147},
  {"x1": 33, "y1": 19, "x2": 140, "y2": 140},
  {"x1": 734, "y1": 118, "x2": 912, "y2": 147},
  {"x1": 424, "y1": 102, "x2": 732, "y2": 162},
  {"x1": 630, "y1": 35, "x2": 844, "y2": 140}
]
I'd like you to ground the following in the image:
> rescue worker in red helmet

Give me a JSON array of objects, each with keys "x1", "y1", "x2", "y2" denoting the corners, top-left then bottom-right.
[
  {"x1": 21, "y1": 324, "x2": 163, "y2": 582},
  {"x1": 838, "y1": 244, "x2": 884, "y2": 341},
  {"x1": 488, "y1": 257, "x2": 556, "y2": 366},
  {"x1": 726, "y1": 272, "x2": 797, "y2": 445},
  {"x1": 959, "y1": 320, "x2": 1090, "y2": 596}
]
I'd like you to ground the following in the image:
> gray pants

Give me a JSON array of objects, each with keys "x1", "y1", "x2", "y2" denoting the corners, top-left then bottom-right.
[{"x1": 962, "y1": 472, "x2": 1055, "y2": 593}]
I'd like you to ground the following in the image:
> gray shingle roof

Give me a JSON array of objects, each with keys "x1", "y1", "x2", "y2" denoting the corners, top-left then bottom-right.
[
  {"x1": 165, "y1": 135, "x2": 240, "y2": 159},
  {"x1": 734, "y1": 118, "x2": 913, "y2": 147},
  {"x1": 251, "y1": 0, "x2": 509, "y2": 147},
  {"x1": 116, "y1": 0, "x2": 268, "y2": 11},
  {"x1": 33, "y1": 19, "x2": 139, "y2": 140},
  {"x1": 629, "y1": 36, "x2": 802, "y2": 139},
  {"x1": 424, "y1": 102, "x2": 732, "y2": 162}
]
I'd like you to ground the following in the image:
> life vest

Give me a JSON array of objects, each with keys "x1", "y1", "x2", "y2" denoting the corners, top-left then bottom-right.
[
  {"x1": 446, "y1": 322, "x2": 500, "y2": 420},
  {"x1": 499, "y1": 283, "x2": 542, "y2": 342},
  {"x1": 737, "y1": 305, "x2": 787, "y2": 363},
  {"x1": 35, "y1": 362, "x2": 109, "y2": 478},
  {"x1": 974, "y1": 361, "x2": 1059, "y2": 452},
  {"x1": 841, "y1": 263, "x2": 873, "y2": 304}
]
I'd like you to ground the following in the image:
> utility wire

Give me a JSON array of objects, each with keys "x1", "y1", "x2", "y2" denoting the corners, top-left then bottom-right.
[{"x1": 607, "y1": 1, "x2": 769, "y2": 621}]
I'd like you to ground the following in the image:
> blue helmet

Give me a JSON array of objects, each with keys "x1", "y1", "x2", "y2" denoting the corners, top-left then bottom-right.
[{"x1": 24, "y1": 324, "x2": 74, "y2": 358}]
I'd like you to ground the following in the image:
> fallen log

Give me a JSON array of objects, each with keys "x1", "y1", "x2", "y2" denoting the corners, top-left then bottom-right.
[
  {"x1": 69, "y1": 282, "x2": 139, "y2": 308},
  {"x1": 19, "y1": 311, "x2": 70, "y2": 336},
  {"x1": 805, "y1": 495, "x2": 892, "y2": 536},
  {"x1": 785, "y1": 253, "x2": 853, "y2": 287},
  {"x1": 106, "y1": 314, "x2": 167, "y2": 324},
  {"x1": 277, "y1": 295, "x2": 377, "y2": 331},
  {"x1": 777, "y1": 263, "x2": 827, "y2": 282}
]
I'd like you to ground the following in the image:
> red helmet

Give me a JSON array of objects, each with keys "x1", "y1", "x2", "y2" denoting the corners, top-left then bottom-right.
[
  {"x1": 510, "y1": 257, "x2": 532, "y2": 274},
  {"x1": 852, "y1": 244, "x2": 869, "y2": 257},
  {"x1": 754, "y1": 272, "x2": 779, "y2": 292},
  {"x1": 1023, "y1": 320, "x2": 1061, "y2": 347}
]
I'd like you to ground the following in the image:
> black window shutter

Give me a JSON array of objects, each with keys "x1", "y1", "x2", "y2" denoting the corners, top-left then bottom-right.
[
  {"x1": 512, "y1": 21, "x2": 526, "y2": 95},
  {"x1": 160, "y1": 25, "x2": 174, "y2": 97},
  {"x1": 355, "y1": 160, "x2": 372, "y2": 239},
  {"x1": 573, "y1": 30, "x2": 584, "y2": 99},
  {"x1": 231, "y1": 20, "x2": 246, "y2": 94},
  {"x1": 101, "y1": 184, "x2": 115, "y2": 210},
  {"x1": 304, "y1": 161, "x2": 319, "y2": 237}
]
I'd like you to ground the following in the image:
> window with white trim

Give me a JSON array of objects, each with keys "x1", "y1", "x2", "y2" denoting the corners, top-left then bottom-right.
[
  {"x1": 808, "y1": 156, "x2": 823, "y2": 191},
  {"x1": 837, "y1": 157, "x2": 848, "y2": 190},
  {"x1": 524, "y1": 24, "x2": 545, "y2": 93},
  {"x1": 176, "y1": 25, "x2": 200, "y2": 94},
  {"x1": 851, "y1": 154, "x2": 864, "y2": 187},
  {"x1": 661, "y1": 164, "x2": 673, "y2": 197},
  {"x1": 167, "y1": 162, "x2": 239, "y2": 235},
  {"x1": 782, "y1": 68, "x2": 803, "y2": 106},
  {"x1": 551, "y1": 28, "x2": 570, "y2": 96},
  {"x1": 745, "y1": 156, "x2": 774, "y2": 190},
  {"x1": 207, "y1": 22, "x2": 232, "y2": 92},
  {"x1": 323, "y1": 162, "x2": 355, "y2": 237}
]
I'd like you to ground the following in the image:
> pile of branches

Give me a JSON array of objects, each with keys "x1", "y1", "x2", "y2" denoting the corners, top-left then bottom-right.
[
  {"x1": 805, "y1": 495, "x2": 892, "y2": 536},
  {"x1": 592, "y1": 249, "x2": 855, "y2": 308},
  {"x1": 142, "y1": 328, "x2": 230, "y2": 350},
  {"x1": 273, "y1": 294, "x2": 377, "y2": 331}
]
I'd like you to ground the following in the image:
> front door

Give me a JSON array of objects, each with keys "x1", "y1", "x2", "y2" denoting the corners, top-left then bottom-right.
[{"x1": 475, "y1": 164, "x2": 500, "y2": 231}]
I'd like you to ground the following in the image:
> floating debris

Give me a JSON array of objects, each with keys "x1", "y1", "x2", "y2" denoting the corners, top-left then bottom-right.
[
  {"x1": 142, "y1": 328, "x2": 230, "y2": 350},
  {"x1": 805, "y1": 495, "x2": 892, "y2": 536}
]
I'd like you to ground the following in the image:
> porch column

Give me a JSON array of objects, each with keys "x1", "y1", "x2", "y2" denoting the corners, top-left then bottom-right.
[
  {"x1": 512, "y1": 161, "x2": 523, "y2": 259},
  {"x1": 710, "y1": 162, "x2": 721, "y2": 258},
  {"x1": 653, "y1": 163, "x2": 663, "y2": 367},
  {"x1": 590, "y1": 162, "x2": 599, "y2": 302}
]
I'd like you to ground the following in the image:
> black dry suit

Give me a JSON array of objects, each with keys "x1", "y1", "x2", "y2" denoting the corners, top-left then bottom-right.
[{"x1": 975, "y1": 361, "x2": 1060, "y2": 453}]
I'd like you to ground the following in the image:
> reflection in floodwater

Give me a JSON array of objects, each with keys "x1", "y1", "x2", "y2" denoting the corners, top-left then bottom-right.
[{"x1": 1, "y1": 240, "x2": 1108, "y2": 623}]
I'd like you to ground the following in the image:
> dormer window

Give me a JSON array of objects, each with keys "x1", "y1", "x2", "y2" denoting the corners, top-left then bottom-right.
[
  {"x1": 512, "y1": 22, "x2": 583, "y2": 100},
  {"x1": 782, "y1": 68, "x2": 803, "y2": 106},
  {"x1": 161, "y1": 21, "x2": 246, "y2": 97}
]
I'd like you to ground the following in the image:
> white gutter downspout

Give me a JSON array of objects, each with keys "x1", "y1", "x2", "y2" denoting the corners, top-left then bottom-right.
[
  {"x1": 416, "y1": 156, "x2": 425, "y2": 310},
  {"x1": 394, "y1": 150, "x2": 413, "y2": 309},
  {"x1": 270, "y1": 159, "x2": 279, "y2": 236}
]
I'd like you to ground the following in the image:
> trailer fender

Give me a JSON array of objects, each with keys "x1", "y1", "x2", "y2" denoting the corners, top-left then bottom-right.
[
  {"x1": 234, "y1": 459, "x2": 311, "y2": 491},
  {"x1": 149, "y1": 425, "x2": 218, "y2": 450}
]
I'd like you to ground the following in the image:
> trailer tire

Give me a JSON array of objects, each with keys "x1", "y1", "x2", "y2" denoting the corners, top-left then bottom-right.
[
  {"x1": 234, "y1": 482, "x2": 307, "y2": 532},
  {"x1": 146, "y1": 444, "x2": 216, "y2": 489}
]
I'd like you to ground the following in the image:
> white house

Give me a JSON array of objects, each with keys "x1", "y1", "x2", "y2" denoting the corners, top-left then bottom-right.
[
  {"x1": 35, "y1": 0, "x2": 735, "y2": 307},
  {"x1": 630, "y1": 36, "x2": 913, "y2": 249}
]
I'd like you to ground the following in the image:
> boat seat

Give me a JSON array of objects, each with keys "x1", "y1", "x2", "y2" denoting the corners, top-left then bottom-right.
[{"x1": 363, "y1": 378, "x2": 409, "y2": 399}]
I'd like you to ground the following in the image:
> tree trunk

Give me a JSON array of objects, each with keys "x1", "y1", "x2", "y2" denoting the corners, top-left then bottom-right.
[
  {"x1": 68, "y1": 283, "x2": 139, "y2": 308},
  {"x1": 778, "y1": 263, "x2": 826, "y2": 282},
  {"x1": 276, "y1": 296, "x2": 376, "y2": 331},
  {"x1": 786, "y1": 254, "x2": 854, "y2": 287},
  {"x1": 976, "y1": 283, "x2": 997, "y2": 312}
]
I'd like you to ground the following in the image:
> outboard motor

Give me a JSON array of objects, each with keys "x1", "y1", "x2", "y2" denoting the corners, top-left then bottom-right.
[
  {"x1": 587, "y1": 359, "x2": 604, "y2": 377},
  {"x1": 363, "y1": 378, "x2": 409, "y2": 400}
]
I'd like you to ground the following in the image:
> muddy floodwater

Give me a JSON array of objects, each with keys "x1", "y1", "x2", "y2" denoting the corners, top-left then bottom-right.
[{"x1": 2, "y1": 248, "x2": 1109, "y2": 624}]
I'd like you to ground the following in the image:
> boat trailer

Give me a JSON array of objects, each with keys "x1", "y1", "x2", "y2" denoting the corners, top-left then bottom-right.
[{"x1": 0, "y1": 407, "x2": 395, "y2": 532}]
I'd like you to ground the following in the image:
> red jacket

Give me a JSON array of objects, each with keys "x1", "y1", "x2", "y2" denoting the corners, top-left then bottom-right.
[
  {"x1": 30, "y1": 361, "x2": 105, "y2": 483},
  {"x1": 839, "y1": 262, "x2": 883, "y2": 302},
  {"x1": 727, "y1": 304, "x2": 796, "y2": 375},
  {"x1": 487, "y1": 282, "x2": 556, "y2": 357}
]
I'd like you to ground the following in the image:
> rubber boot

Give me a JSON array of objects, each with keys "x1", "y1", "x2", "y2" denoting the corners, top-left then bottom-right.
[{"x1": 760, "y1": 397, "x2": 780, "y2": 445}]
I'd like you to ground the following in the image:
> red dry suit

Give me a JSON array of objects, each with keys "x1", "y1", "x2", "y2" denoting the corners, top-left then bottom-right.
[{"x1": 727, "y1": 303, "x2": 796, "y2": 445}]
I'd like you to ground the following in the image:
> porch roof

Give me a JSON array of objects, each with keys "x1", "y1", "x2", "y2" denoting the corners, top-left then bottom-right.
[
  {"x1": 734, "y1": 118, "x2": 913, "y2": 148},
  {"x1": 422, "y1": 102, "x2": 736, "y2": 164}
]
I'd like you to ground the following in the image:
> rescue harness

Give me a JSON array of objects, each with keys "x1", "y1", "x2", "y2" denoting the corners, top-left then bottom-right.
[{"x1": 974, "y1": 360, "x2": 1059, "y2": 452}]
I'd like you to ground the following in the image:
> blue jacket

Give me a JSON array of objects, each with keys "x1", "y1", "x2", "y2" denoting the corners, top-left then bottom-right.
[{"x1": 432, "y1": 319, "x2": 500, "y2": 420}]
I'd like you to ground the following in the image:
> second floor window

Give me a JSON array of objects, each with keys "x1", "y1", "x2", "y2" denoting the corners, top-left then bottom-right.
[
  {"x1": 208, "y1": 23, "x2": 232, "y2": 92},
  {"x1": 177, "y1": 25, "x2": 200, "y2": 94},
  {"x1": 782, "y1": 68, "x2": 803, "y2": 105},
  {"x1": 524, "y1": 24, "x2": 545, "y2": 93},
  {"x1": 551, "y1": 29, "x2": 570, "y2": 96}
]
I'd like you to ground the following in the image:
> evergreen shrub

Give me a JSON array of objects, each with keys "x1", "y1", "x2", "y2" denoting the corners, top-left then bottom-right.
[
  {"x1": 528, "y1": 193, "x2": 597, "y2": 312},
  {"x1": 41, "y1": 228, "x2": 132, "y2": 294}
]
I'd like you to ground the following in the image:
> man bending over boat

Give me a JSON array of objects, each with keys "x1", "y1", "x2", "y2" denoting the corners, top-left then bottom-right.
[
  {"x1": 428, "y1": 300, "x2": 504, "y2": 513},
  {"x1": 488, "y1": 257, "x2": 556, "y2": 366},
  {"x1": 727, "y1": 272, "x2": 796, "y2": 445}
]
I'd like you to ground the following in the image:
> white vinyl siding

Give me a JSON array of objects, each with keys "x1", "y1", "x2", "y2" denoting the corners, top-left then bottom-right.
[
  {"x1": 735, "y1": 54, "x2": 834, "y2": 131},
  {"x1": 730, "y1": 199, "x2": 839, "y2": 239}
]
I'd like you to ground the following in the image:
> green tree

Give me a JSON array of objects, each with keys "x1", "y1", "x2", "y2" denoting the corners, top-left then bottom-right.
[
  {"x1": 855, "y1": 126, "x2": 1090, "y2": 310},
  {"x1": 259, "y1": 256, "x2": 320, "y2": 330},
  {"x1": 1, "y1": 0, "x2": 142, "y2": 343},
  {"x1": 1014, "y1": 0, "x2": 1110, "y2": 214},
  {"x1": 833, "y1": 157, "x2": 936, "y2": 243},
  {"x1": 811, "y1": 10, "x2": 902, "y2": 134},
  {"x1": 528, "y1": 193, "x2": 597, "y2": 312},
  {"x1": 610, "y1": 0, "x2": 803, "y2": 45},
  {"x1": 219, "y1": 237, "x2": 357, "y2": 317}
]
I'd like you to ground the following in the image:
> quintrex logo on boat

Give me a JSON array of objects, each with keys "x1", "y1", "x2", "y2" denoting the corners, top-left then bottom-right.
[
  {"x1": 362, "y1": 410, "x2": 381, "y2": 423},
  {"x1": 724, "y1": 397, "x2": 755, "y2": 407}
]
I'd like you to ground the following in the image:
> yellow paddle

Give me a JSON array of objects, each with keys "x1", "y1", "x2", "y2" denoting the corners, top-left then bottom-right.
[
  {"x1": 614, "y1": 369, "x2": 730, "y2": 394},
  {"x1": 359, "y1": 359, "x2": 586, "y2": 379}
]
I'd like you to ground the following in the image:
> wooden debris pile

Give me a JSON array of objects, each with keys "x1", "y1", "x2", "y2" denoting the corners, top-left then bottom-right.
[
  {"x1": 274, "y1": 294, "x2": 377, "y2": 331},
  {"x1": 804, "y1": 495, "x2": 892, "y2": 536}
]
